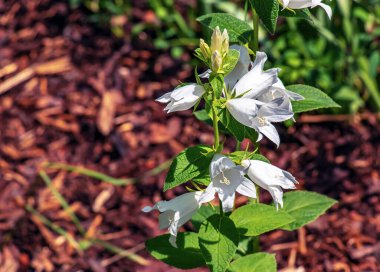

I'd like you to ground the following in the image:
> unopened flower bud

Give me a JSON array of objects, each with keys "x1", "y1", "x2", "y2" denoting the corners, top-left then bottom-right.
[
  {"x1": 211, "y1": 26, "x2": 222, "y2": 53},
  {"x1": 199, "y1": 39, "x2": 211, "y2": 59},
  {"x1": 211, "y1": 50, "x2": 222, "y2": 73},
  {"x1": 221, "y1": 29, "x2": 229, "y2": 56}
]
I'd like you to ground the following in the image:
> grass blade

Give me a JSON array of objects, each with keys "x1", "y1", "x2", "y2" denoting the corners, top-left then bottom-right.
[
  {"x1": 39, "y1": 170, "x2": 85, "y2": 234},
  {"x1": 44, "y1": 163, "x2": 135, "y2": 185}
]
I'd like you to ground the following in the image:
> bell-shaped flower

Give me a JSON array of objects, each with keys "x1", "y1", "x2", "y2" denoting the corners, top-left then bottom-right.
[
  {"x1": 241, "y1": 159, "x2": 298, "y2": 210},
  {"x1": 257, "y1": 80, "x2": 304, "y2": 115},
  {"x1": 199, "y1": 154, "x2": 256, "y2": 212},
  {"x1": 156, "y1": 84, "x2": 205, "y2": 113},
  {"x1": 232, "y1": 51, "x2": 280, "y2": 99},
  {"x1": 226, "y1": 98, "x2": 294, "y2": 147},
  {"x1": 280, "y1": 0, "x2": 332, "y2": 19},
  {"x1": 142, "y1": 191, "x2": 202, "y2": 247}
]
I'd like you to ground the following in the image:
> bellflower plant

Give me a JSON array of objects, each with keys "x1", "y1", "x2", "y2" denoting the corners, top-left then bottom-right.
[{"x1": 144, "y1": 1, "x2": 338, "y2": 271}]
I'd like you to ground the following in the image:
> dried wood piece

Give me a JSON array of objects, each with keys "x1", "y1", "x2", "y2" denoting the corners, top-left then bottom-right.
[
  {"x1": 0, "y1": 245, "x2": 20, "y2": 272},
  {"x1": 97, "y1": 92, "x2": 116, "y2": 136},
  {"x1": 0, "y1": 63, "x2": 18, "y2": 78},
  {"x1": 0, "y1": 57, "x2": 71, "y2": 95}
]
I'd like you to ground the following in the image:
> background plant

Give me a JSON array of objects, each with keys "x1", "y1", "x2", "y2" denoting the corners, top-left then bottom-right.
[{"x1": 263, "y1": 0, "x2": 380, "y2": 113}]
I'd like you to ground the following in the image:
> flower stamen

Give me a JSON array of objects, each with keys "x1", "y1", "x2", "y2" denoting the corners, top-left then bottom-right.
[
  {"x1": 220, "y1": 172, "x2": 231, "y2": 185},
  {"x1": 257, "y1": 116, "x2": 267, "y2": 126}
]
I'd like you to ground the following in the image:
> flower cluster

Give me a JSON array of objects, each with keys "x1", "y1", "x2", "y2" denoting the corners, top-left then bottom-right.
[{"x1": 143, "y1": 26, "x2": 306, "y2": 247}]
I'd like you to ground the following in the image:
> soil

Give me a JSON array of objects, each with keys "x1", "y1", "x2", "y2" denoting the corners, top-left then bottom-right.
[{"x1": 0, "y1": 1, "x2": 379, "y2": 271}]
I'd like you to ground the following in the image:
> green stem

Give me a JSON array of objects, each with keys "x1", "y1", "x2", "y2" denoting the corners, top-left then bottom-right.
[
  {"x1": 219, "y1": 199, "x2": 224, "y2": 215},
  {"x1": 252, "y1": 8, "x2": 259, "y2": 53},
  {"x1": 252, "y1": 235, "x2": 261, "y2": 253},
  {"x1": 236, "y1": 140, "x2": 241, "y2": 151},
  {"x1": 212, "y1": 92, "x2": 220, "y2": 151}
]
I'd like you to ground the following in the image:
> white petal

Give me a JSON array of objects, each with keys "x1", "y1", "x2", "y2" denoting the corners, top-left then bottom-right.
[
  {"x1": 233, "y1": 51, "x2": 280, "y2": 98},
  {"x1": 156, "y1": 192, "x2": 201, "y2": 213},
  {"x1": 199, "y1": 69, "x2": 211, "y2": 78},
  {"x1": 317, "y1": 2, "x2": 332, "y2": 19},
  {"x1": 236, "y1": 177, "x2": 257, "y2": 199},
  {"x1": 257, "y1": 133, "x2": 263, "y2": 142},
  {"x1": 169, "y1": 235, "x2": 178, "y2": 248},
  {"x1": 225, "y1": 45, "x2": 250, "y2": 90},
  {"x1": 156, "y1": 92, "x2": 172, "y2": 103},
  {"x1": 252, "y1": 51, "x2": 268, "y2": 71},
  {"x1": 286, "y1": 90, "x2": 304, "y2": 101},
  {"x1": 199, "y1": 183, "x2": 217, "y2": 204},
  {"x1": 158, "y1": 210, "x2": 175, "y2": 229},
  {"x1": 257, "y1": 123, "x2": 280, "y2": 147},
  {"x1": 244, "y1": 160, "x2": 297, "y2": 189},
  {"x1": 226, "y1": 98, "x2": 259, "y2": 128},
  {"x1": 170, "y1": 84, "x2": 204, "y2": 101},
  {"x1": 142, "y1": 205, "x2": 155, "y2": 213},
  {"x1": 234, "y1": 68, "x2": 280, "y2": 98},
  {"x1": 273, "y1": 79, "x2": 286, "y2": 89},
  {"x1": 259, "y1": 101, "x2": 294, "y2": 122},
  {"x1": 214, "y1": 168, "x2": 245, "y2": 195},
  {"x1": 281, "y1": 0, "x2": 290, "y2": 9},
  {"x1": 268, "y1": 186, "x2": 284, "y2": 210},
  {"x1": 209, "y1": 154, "x2": 236, "y2": 179},
  {"x1": 218, "y1": 191, "x2": 235, "y2": 212},
  {"x1": 167, "y1": 211, "x2": 181, "y2": 248},
  {"x1": 163, "y1": 84, "x2": 205, "y2": 113},
  {"x1": 283, "y1": 170, "x2": 298, "y2": 184},
  {"x1": 286, "y1": 0, "x2": 313, "y2": 9}
]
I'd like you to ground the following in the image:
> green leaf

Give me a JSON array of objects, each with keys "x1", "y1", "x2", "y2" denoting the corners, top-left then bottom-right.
[
  {"x1": 197, "y1": 13, "x2": 253, "y2": 44},
  {"x1": 287, "y1": 84, "x2": 341, "y2": 113},
  {"x1": 164, "y1": 145, "x2": 214, "y2": 191},
  {"x1": 192, "y1": 171, "x2": 211, "y2": 186},
  {"x1": 235, "y1": 236, "x2": 255, "y2": 258},
  {"x1": 228, "y1": 151, "x2": 270, "y2": 164},
  {"x1": 191, "y1": 205, "x2": 219, "y2": 231},
  {"x1": 280, "y1": 191, "x2": 337, "y2": 231},
  {"x1": 223, "y1": 49, "x2": 240, "y2": 76},
  {"x1": 229, "y1": 253, "x2": 277, "y2": 272},
  {"x1": 194, "y1": 109, "x2": 212, "y2": 124},
  {"x1": 279, "y1": 8, "x2": 312, "y2": 20},
  {"x1": 146, "y1": 232, "x2": 205, "y2": 269},
  {"x1": 250, "y1": 0, "x2": 279, "y2": 34},
  {"x1": 198, "y1": 214, "x2": 239, "y2": 272},
  {"x1": 210, "y1": 74, "x2": 224, "y2": 99},
  {"x1": 220, "y1": 109, "x2": 245, "y2": 141},
  {"x1": 230, "y1": 203, "x2": 294, "y2": 236}
]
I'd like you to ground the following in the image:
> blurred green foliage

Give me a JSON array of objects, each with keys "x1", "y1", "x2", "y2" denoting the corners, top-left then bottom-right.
[
  {"x1": 263, "y1": 0, "x2": 380, "y2": 113},
  {"x1": 69, "y1": 0, "x2": 380, "y2": 113}
]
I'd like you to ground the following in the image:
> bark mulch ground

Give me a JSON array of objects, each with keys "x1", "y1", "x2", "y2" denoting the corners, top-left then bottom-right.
[{"x1": 0, "y1": 1, "x2": 379, "y2": 271}]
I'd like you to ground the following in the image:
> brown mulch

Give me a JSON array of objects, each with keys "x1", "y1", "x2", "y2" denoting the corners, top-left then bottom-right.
[{"x1": 0, "y1": 0, "x2": 379, "y2": 271}]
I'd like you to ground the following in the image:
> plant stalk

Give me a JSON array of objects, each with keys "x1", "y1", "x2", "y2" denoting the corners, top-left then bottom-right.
[
  {"x1": 212, "y1": 91, "x2": 220, "y2": 151},
  {"x1": 252, "y1": 8, "x2": 259, "y2": 53}
]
